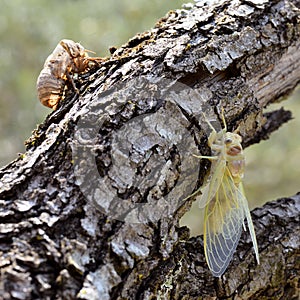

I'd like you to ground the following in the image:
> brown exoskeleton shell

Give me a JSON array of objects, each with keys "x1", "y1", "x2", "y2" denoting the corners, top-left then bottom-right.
[{"x1": 37, "y1": 39, "x2": 103, "y2": 110}]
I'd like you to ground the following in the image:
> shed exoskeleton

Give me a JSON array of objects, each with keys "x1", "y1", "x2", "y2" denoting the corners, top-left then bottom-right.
[{"x1": 37, "y1": 39, "x2": 103, "y2": 110}]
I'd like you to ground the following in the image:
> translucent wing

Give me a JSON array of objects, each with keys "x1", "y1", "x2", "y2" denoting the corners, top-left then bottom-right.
[
  {"x1": 203, "y1": 167, "x2": 245, "y2": 277},
  {"x1": 197, "y1": 157, "x2": 226, "y2": 208},
  {"x1": 239, "y1": 183, "x2": 260, "y2": 265}
]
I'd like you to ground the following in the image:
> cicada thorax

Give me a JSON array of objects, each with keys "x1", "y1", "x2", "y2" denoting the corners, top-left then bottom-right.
[
  {"x1": 223, "y1": 132, "x2": 245, "y2": 185},
  {"x1": 60, "y1": 39, "x2": 104, "y2": 74},
  {"x1": 60, "y1": 39, "x2": 90, "y2": 74}
]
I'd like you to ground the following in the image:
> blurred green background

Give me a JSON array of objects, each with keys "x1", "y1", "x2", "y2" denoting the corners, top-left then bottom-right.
[{"x1": 0, "y1": 1, "x2": 299, "y2": 236}]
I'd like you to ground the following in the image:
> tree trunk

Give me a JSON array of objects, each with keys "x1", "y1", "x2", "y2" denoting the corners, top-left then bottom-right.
[{"x1": 1, "y1": 0, "x2": 300, "y2": 299}]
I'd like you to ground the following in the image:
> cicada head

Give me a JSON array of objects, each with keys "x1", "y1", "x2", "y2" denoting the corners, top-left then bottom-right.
[
  {"x1": 224, "y1": 132, "x2": 243, "y2": 157},
  {"x1": 60, "y1": 39, "x2": 87, "y2": 59}
]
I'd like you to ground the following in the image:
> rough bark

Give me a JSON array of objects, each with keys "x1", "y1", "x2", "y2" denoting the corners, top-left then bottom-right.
[{"x1": 1, "y1": 0, "x2": 300, "y2": 299}]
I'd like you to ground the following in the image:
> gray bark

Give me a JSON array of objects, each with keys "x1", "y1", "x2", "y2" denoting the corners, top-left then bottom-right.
[{"x1": 0, "y1": 0, "x2": 300, "y2": 299}]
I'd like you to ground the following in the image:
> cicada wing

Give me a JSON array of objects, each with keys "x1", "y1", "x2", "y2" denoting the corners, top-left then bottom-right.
[
  {"x1": 238, "y1": 183, "x2": 260, "y2": 265},
  {"x1": 204, "y1": 168, "x2": 245, "y2": 277},
  {"x1": 197, "y1": 158, "x2": 226, "y2": 208}
]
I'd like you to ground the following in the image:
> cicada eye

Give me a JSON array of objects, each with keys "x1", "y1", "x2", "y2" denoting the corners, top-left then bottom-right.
[{"x1": 224, "y1": 137, "x2": 232, "y2": 144}]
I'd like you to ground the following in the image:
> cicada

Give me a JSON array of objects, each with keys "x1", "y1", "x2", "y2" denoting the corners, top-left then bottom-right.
[{"x1": 191, "y1": 110, "x2": 260, "y2": 277}]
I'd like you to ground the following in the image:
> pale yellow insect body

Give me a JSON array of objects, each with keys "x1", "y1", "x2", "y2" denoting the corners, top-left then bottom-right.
[{"x1": 193, "y1": 112, "x2": 259, "y2": 277}]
